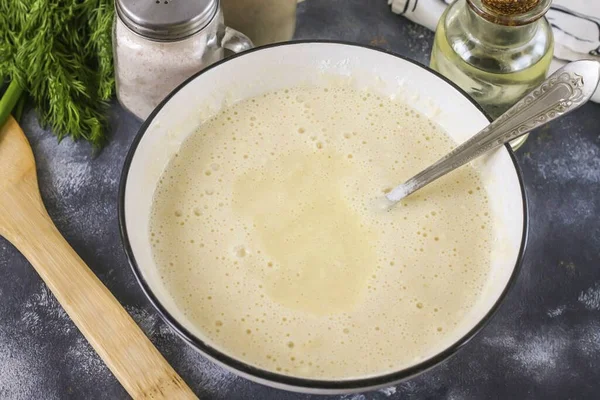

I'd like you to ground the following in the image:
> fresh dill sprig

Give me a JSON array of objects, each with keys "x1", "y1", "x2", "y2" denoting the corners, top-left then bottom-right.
[{"x1": 0, "y1": 0, "x2": 115, "y2": 147}]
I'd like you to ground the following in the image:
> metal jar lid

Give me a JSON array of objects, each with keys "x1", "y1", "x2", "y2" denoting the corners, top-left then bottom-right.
[{"x1": 116, "y1": 0, "x2": 219, "y2": 41}]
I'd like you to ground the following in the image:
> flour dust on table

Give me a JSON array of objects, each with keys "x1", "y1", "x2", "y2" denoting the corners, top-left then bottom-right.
[
  {"x1": 148, "y1": 85, "x2": 494, "y2": 379},
  {"x1": 0, "y1": 325, "x2": 48, "y2": 399}
]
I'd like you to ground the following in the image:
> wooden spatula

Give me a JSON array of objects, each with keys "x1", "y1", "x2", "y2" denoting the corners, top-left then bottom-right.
[{"x1": 0, "y1": 116, "x2": 198, "y2": 399}]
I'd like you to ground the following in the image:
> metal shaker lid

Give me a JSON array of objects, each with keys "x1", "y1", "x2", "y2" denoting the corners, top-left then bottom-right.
[{"x1": 116, "y1": 0, "x2": 218, "y2": 41}]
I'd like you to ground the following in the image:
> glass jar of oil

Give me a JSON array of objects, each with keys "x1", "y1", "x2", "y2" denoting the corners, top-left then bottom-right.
[{"x1": 430, "y1": 0, "x2": 554, "y2": 150}]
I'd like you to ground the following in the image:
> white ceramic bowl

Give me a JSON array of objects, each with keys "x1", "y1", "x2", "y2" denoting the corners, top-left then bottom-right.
[{"x1": 119, "y1": 41, "x2": 527, "y2": 394}]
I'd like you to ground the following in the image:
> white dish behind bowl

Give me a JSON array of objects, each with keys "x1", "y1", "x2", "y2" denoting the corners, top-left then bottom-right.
[{"x1": 120, "y1": 41, "x2": 526, "y2": 393}]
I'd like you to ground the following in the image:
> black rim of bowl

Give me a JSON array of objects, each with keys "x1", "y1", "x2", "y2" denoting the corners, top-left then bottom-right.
[{"x1": 118, "y1": 40, "x2": 529, "y2": 392}]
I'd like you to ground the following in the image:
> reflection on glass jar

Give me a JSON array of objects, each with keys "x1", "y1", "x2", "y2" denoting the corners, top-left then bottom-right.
[{"x1": 222, "y1": 0, "x2": 297, "y2": 47}]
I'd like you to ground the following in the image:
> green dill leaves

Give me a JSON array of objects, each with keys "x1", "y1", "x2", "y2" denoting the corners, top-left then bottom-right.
[{"x1": 0, "y1": 0, "x2": 115, "y2": 147}]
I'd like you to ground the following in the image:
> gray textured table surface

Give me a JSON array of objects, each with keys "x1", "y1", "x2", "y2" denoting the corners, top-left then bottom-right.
[{"x1": 1, "y1": 0, "x2": 600, "y2": 399}]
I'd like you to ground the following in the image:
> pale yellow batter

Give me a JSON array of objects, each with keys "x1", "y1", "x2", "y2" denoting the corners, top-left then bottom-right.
[{"x1": 149, "y1": 86, "x2": 492, "y2": 379}]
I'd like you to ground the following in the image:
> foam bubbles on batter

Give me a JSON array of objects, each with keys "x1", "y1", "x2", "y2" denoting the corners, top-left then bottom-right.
[{"x1": 149, "y1": 86, "x2": 493, "y2": 379}]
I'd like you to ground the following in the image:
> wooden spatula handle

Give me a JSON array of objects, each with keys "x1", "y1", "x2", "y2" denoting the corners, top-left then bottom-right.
[{"x1": 2, "y1": 176, "x2": 197, "y2": 399}]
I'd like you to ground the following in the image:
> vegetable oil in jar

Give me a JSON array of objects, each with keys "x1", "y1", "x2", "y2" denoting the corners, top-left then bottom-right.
[{"x1": 430, "y1": 0, "x2": 554, "y2": 150}]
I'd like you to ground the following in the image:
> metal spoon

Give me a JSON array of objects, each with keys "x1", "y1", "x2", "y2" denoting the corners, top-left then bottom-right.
[{"x1": 386, "y1": 60, "x2": 600, "y2": 204}]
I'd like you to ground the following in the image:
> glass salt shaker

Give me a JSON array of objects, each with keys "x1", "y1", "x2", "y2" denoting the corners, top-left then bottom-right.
[
  {"x1": 430, "y1": 0, "x2": 554, "y2": 150},
  {"x1": 113, "y1": 0, "x2": 253, "y2": 120}
]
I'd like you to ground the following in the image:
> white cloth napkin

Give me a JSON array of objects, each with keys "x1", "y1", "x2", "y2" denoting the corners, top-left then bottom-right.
[{"x1": 389, "y1": 0, "x2": 600, "y2": 103}]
